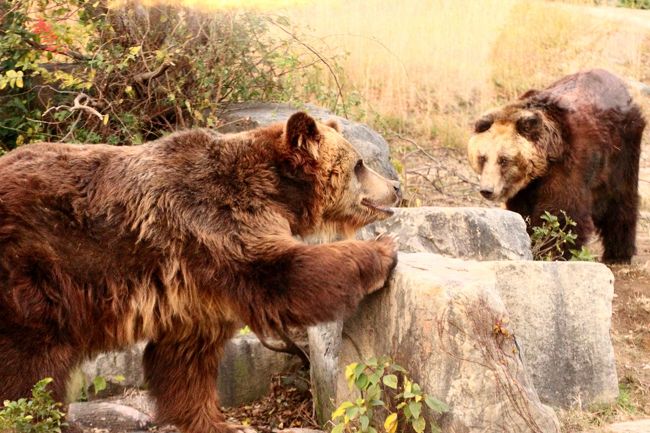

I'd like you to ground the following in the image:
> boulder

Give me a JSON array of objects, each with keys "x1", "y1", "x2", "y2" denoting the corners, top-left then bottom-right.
[
  {"x1": 309, "y1": 253, "x2": 561, "y2": 433},
  {"x1": 359, "y1": 207, "x2": 532, "y2": 260},
  {"x1": 68, "y1": 401, "x2": 153, "y2": 431},
  {"x1": 217, "y1": 102, "x2": 398, "y2": 180},
  {"x1": 493, "y1": 261, "x2": 618, "y2": 407},
  {"x1": 309, "y1": 253, "x2": 618, "y2": 431},
  {"x1": 79, "y1": 333, "x2": 300, "y2": 407}
]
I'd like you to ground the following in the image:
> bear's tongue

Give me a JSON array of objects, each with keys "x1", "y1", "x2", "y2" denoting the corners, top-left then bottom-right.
[{"x1": 361, "y1": 198, "x2": 395, "y2": 215}]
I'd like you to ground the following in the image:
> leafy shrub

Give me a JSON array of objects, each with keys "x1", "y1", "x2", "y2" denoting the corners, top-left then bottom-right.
[
  {"x1": 330, "y1": 356, "x2": 448, "y2": 433},
  {"x1": 618, "y1": 0, "x2": 650, "y2": 9},
  {"x1": 0, "y1": 0, "x2": 344, "y2": 150},
  {"x1": 0, "y1": 378, "x2": 66, "y2": 433},
  {"x1": 528, "y1": 211, "x2": 595, "y2": 261}
]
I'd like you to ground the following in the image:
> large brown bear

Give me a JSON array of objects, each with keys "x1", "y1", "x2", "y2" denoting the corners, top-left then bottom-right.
[
  {"x1": 467, "y1": 69, "x2": 646, "y2": 263},
  {"x1": 0, "y1": 112, "x2": 401, "y2": 433}
]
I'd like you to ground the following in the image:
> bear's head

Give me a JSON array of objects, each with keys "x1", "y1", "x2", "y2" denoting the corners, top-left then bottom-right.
[
  {"x1": 281, "y1": 112, "x2": 401, "y2": 239},
  {"x1": 467, "y1": 102, "x2": 563, "y2": 201}
]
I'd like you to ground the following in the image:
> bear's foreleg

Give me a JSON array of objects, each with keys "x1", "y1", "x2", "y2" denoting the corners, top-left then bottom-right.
[
  {"x1": 240, "y1": 234, "x2": 397, "y2": 334},
  {"x1": 142, "y1": 324, "x2": 255, "y2": 433}
]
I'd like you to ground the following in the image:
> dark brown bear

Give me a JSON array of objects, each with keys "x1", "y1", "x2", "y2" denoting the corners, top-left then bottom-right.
[
  {"x1": 468, "y1": 69, "x2": 646, "y2": 263},
  {"x1": 0, "y1": 112, "x2": 401, "y2": 433}
]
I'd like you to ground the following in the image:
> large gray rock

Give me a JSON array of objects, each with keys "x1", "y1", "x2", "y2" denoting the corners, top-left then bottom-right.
[
  {"x1": 68, "y1": 401, "x2": 153, "y2": 431},
  {"x1": 309, "y1": 253, "x2": 618, "y2": 431},
  {"x1": 80, "y1": 334, "x2": 300, "y2": 407},
  {"x1": 309, "y1": 253, "x2": 561, "y2": 433},
  {"x1": 493, "y1": 261, "x2": 617, "y2": 407},
  {"x1": 217, "y1": 102, "x2": 398, "y2": 180},
  {"x1": 359, "y1": 207, "x2": 532, "y2": 260}
]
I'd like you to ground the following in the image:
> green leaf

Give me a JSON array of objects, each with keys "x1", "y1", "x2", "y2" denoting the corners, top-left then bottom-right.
[
  {"x1": 384, "y1": 413, "x2": 398, "y2": 433},
  {"x1": 424, "y1": 395, "x2": 449, "y2": 413},
  {"x1": 412, "y1": 416, "x2": 426, "y2": 433},
  {"x1": 382, "y1": 374, "x2": 398, "y2": 389},
  {"x1": 408, "y1": 401, "x2": 422, "y2": 419},
  {"x1": 113, "y1": 375, "x2": 125, "y2": 383},
  {"x1": 92, "y1": 376, "x2": 107, "y2": 394},
  {"x1": 360, "y1": 415, "x2": 370, "y2": 431},
  {"x1": 332, "y1": 423, "x2": 345, "y2": 433},
  {"x1": 346, "y1": 406, "x2": 360, "y2": 419},
  {"x1": 355, "y1": 373, "x2": 369, "y2": 390}
]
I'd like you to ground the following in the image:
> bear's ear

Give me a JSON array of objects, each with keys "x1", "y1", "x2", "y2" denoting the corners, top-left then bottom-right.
[
  {"x1": 474, "y1": 114, "x2": 494, "y2": 133},
  {"x1": 515, "y1": 112, "x2": 542, "y2": 139},
  {"x1": 519, "y1": 89, "x2": 539, "y2": 99},
  {"x1": 285, "y1": 112, "x2": 321, "y2": 160},
  {"x1": 325, "y1": 119, "x2": 341, "y2": 132}
]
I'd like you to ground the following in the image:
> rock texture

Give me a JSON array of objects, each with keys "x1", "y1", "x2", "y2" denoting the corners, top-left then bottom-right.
[
  {"x1": 68, "y1": 401, "x2": 153, "y2": 431},
  {"x1": 217, "y1": 102, "x2": 398, "y2": 180},
  {"x1": 80, "y1": 334, "x2": 300, "y2": 407},
  {"x1": 359, "y1": 206, "x2": 532, "y2": 260},
  {"x1": 309, "y1": 253, "x2": 561, "y2": 433},
  {"x1": 494, "y1": 261, "x2": 618, "y2": 407},
  {"x1": 607, "y1": 419, "x2": 650, "y2": 433}
]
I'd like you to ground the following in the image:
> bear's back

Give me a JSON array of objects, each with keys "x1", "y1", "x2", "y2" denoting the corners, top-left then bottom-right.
[{"x1": 541, "y1": 69, "x2": 633, "y2": 115}]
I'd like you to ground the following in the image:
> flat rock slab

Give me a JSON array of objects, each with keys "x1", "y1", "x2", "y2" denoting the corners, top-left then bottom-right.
[
  {"x1": 68, "y1": 401, "x2": 153, "y2": 431},
  {"x1": 359, "y1": 206, "x2": 532, "y2": 260},
  {"x1": 607, "y1": 419, "x2": 650, "y2": 433}
]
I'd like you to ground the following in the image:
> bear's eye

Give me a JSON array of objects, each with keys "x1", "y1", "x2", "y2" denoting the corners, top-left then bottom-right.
[
  {"x1": 354, "y1": 159, "x2": 364, "y2": 177},
  {"x1": 478, "y1": 155, "x2": 487, "y2": 167},
  {"x1": 497, "y1": 156, "x2": 510, "y2": 167}
]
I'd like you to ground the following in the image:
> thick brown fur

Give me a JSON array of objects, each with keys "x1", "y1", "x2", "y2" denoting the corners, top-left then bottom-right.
[
  {"x1": 0, "y1": 112, "x2": 401, "y2": 433},
  {"x1": 468, "y1": 69, "x2": 646, "y2": 263}
]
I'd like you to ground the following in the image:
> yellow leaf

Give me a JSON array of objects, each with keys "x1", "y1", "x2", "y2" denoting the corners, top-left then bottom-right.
[
  {"x1": 345, "y1": 363, "x2": 359, "y2": 383},
  {"x1": 16, "y1": 77, "x2": 23, "y2": 88},
  {"x1": 384, "y1": 413, "x2": 398, "y2": 433},
  {"x1": 128, "y1": 46, "x2": 141, "y2": 56},
  {"x1": 102, "y1": 115, "x2": 109, "y2": 126}
]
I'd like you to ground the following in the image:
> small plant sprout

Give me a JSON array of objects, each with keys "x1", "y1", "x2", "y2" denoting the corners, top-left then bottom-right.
[{"x1": 330, "y1": 356, "x2": 448, "y2": 433}]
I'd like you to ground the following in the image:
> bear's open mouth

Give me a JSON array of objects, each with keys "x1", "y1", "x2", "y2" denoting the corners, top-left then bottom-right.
[{"x1": 361, "y1": 198, "x2": 395, "y2": 215}]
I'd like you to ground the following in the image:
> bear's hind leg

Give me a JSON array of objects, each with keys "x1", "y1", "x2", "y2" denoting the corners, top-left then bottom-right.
[
  {"x1": 597, "y1": 198, "x2": 638, "y2": 264},
  {"x1": 0, "y1": 330, "x2": 77, "y2": 404},
  {"x1": 143, "y1": 324, "x2": 252, "y2": 433}
]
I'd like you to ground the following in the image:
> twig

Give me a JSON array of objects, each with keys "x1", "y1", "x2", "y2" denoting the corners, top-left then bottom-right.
[
  {"x1": 133, "y1": 62, "x2": 172, "y2": 84},
  {"x1": 43, "y1": 93, "x2": 104, "y2": 121},
  {"x1": 267, "y1": 18, "x2": 348, "y2": 118}
]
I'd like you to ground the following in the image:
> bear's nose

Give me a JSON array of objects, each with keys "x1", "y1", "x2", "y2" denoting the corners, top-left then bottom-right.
[{"x1": 480, "y1": 188, "x2": 494, "y2": 199}]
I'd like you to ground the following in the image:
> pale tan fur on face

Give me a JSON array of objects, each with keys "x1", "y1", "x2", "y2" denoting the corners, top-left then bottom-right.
[
  {"x1": 467, "y1": 121, "x2": 547, "y2": 201},
  {"x1": 313, "y1": 124, "x2": 400, "y2": 240}
]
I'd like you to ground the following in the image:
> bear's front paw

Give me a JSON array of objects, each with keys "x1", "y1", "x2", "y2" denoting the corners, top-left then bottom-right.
[{"x1": 367, "y1": 233, "x2": 399, "y2": 293}]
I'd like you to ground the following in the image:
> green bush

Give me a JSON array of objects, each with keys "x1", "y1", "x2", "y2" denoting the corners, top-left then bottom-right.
[
  {"x1": 0, "y1": 378, "x2": 66, "y2": 433},
  {"x1": 330, "y1": 356, "x2": 448, "y2": 433},
  {"x1": 528, "y1": 211, "x2": 595, "y2": 261},
  {"x1": 0, "y1": 0, "x2": 344, "y2": 150}
]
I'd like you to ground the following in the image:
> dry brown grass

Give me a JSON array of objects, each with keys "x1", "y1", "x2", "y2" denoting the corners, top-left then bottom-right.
[{"x1": 283, "y1": 0, "x2": 649, "y2": 147}]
